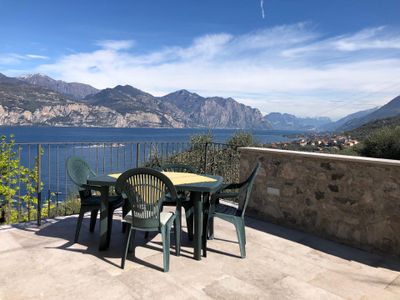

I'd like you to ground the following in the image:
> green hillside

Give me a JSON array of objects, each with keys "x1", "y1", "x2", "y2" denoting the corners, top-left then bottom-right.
[{"x1": 347, "y1": 115, "x2": 400, "y2": 139}]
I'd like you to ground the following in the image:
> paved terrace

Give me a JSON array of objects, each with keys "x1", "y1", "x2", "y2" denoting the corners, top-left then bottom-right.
[{"x1": 1, "y1": 213, "x2": 400, "y2": 300}]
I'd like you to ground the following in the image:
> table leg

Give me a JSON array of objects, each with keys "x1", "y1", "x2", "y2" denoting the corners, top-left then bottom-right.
[
  {"x1": 99, "y1": 186, "x2": 109, "y2": 251},
  {"x1": 192, "y1": 191, "x2": 202, "y2": 260},
  {"x1": 202, "y1": 192, "x2": 210, "y2": 257}
]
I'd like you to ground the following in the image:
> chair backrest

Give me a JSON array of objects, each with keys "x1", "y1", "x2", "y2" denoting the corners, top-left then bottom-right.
[
  {"x1": 66, "y1": 156, "x2": 96, "y2": 189},
  {"x1": 116, "y1": 168, "x2": 178, "y2": 229},
  {"x1": 160, "y1": 163, "x2": 197, "y2": 173},
  {"x1": 237, "y1": 162, "x2": 261, "y2": 217}
]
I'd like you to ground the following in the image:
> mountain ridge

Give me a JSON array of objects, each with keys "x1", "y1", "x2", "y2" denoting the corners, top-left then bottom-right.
[
  {"x1": 321, "y1": 107, "x2": 380, "y2": 132},
  {"x1": 263, "y1": 112, "x2": 331, "y2": 131},
  {"x1": 159, "y1": 90, "x2": 268, "y2": 129},
  {"x1": 19, "y1": 73, "x2": 99, "y2": 100},
  {"x1": 347, "y1": 115, "x2": 400, "y2": 139},
  {"x1": 3, "y1": 72, "x2": 398, "y2": 131},
  {"x1": 338, "y1": 95, "x2": 400, "y2": 131},
  {"x1": 0, "y1": 73, "x2": 271, "y2": 128}
]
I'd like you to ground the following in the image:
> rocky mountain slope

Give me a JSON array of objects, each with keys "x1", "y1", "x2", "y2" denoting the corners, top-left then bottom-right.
[
  {"x1": 347, "y1": 115, "x2": 400, "y2": 139},
  {"x1": 263, "y1": 112, "x2": 331, "y2": 131},
  {"x1": 82, "y1": 85, "x2": 187, "y2": 127},
  {"x1": 0, "y1": 103, "x2": 183, "y2": 128},
  {"x1": 337, "y1": 95, "x2": 400, "y2": 131},
  {"x1": 0, "y1": 73, "x2": 71, "y2": 111},
  {"x1": 19, "y1": 73, "x2": 99, "y2": 100},
  {"x1": 0, "y1": 73, "x2": 175, "y2": 127},
  {"x1": 321, "y1": 107, "x2": 380, "y2": 132},
  {"x1": 160, "y1": 89, "x2": 269, "y2": 128},
  {"x1": 0, "y1": 73, "x2": 271, "y2": 128}
]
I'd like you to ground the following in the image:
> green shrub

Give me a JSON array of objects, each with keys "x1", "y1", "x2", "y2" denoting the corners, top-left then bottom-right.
[
  {"x1": 226, "y1": 131, "x2": 259, "y2": 148},
  {"x1": 190, "y1": 131, "x2": 213, "y2": 146},
  {"x1": 0, "y1": 135, "x2": 42, "y2": 224},
  {"x1": 145, "y1": 131, "x2": 257, "y2": 183},
  {"x1": 358, "y1": 126, "x2": 400, "y2": 159}
]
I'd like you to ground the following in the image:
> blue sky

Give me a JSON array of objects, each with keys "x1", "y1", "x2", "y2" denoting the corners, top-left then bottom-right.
[{"x1": 1, "y1": 0, "x2": 400, "y2": 119}]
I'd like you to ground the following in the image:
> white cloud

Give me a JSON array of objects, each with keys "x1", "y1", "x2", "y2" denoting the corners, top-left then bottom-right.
[
  {"x1": 96, "y1": 40, "x2": 135, "y2": 50},
  {"x1": 282, "y1": 27, "x2": 400, "y2": 57},
  {"x1": 177, "y1": 34, "x2": 233, "y2": 60},
  {"x1": 26, "y1": 54, "x2": 49, "y2": 60},
  {"x1": 333, "y1": 27, "x2": 400, "y2": 51},
  {"x1": 0, "y1": 53, "x2": 49, "y2": 65},
  {"x1": 30, "y1": 24, "x2": 400, "y2": 119}
]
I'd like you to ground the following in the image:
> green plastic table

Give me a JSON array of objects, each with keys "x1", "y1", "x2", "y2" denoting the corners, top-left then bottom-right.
[{"x1": 87, "y1": 171, "x2": 224, "y2": 260}]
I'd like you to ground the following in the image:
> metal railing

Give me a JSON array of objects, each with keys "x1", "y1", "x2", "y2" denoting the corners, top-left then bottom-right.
[{"x1": 1, "y1": 141, "x2": 240, "y2": 225}]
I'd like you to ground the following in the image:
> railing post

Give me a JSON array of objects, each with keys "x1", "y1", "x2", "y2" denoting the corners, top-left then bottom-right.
[
  {"x1": 203, "y1": 142, "x2": 208, "y2": 173},
  {"x1": 17, "y1": 146, "x2": 21, "y2": 222},
  {"x1": 37, "y1": 144, "x2": 42, "y2": 226},
  {"x1": 48, "y1": 144, "x2": 51, "y2": 218},
  {"x1": 136, "y1": 143, "x2": 140, "y2": 167}
]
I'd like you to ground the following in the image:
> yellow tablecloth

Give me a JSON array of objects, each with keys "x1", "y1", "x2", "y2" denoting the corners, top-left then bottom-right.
[
  {"x1": 109, "y1": 171, "x2": 217, "y2": 185},
  {"x1": 109, "y1": 173, "x2": 122, "y2": 179}
]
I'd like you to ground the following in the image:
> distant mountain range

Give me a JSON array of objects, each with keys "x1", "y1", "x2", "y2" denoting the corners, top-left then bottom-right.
[
  {"x1": 19, "y1": 73, "x2": 99, "y2": 100},
  {"x1": 320, "y1": 107, "x2": 380, "y2": 132},
  {"x1": 1, "y1": 72, "x2": 398, "y2": 132},
  {"x1": 335, "y1": 95, "x2": 400, "y2": 131},
  {"x1": 347, "y1": 115, "x2": 400, "y2": 139},
  {"x1": 0, "y1": 73, "x2": 271, "y2": 128},
  {"x1": 264, "y1": 112, "x2": 331, "y2": 131}
]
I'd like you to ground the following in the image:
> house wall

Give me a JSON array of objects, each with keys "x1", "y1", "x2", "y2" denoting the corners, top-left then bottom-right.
[{"x1": 239, "y1": 147, "x2": 400, "y2": 256}]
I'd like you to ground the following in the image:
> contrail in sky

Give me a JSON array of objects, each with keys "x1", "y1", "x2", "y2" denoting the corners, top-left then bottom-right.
[{"x1": 260, "y1": 0, "x2": 265, "y2": 19}]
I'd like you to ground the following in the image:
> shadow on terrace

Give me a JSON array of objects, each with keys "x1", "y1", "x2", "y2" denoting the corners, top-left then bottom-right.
[{"x1": 2, "y1": 210, "x2": 400, "y2": 299}]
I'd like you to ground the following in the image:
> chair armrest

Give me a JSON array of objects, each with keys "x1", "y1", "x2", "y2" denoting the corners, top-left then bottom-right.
[
  {"x1": 210, "y1": 191, "x2": 239, "y2": 206},
  {"x1": 213, "y1": 192, "x2": 239, "y2": 199},
  {"x1": 212, "y1": 182, "x2": 245, "y2": 195},
  {"x1": 81, "y1": 184, "x2": 105, "y2": 192},
  {"x1": 223, "y1": 182, "x2": 246, "y2": 190}
]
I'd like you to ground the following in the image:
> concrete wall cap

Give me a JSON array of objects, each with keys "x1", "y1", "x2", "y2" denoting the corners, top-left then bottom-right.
[{"x1": 238, "y1": 147, "x2": 400, "y2": 167}]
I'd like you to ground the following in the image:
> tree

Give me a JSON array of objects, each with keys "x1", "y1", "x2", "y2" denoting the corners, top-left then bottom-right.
[
  {"x1": 226, "y1": 131, "x2": 258, "y2": 148},
  {"x1": 190, "y1": 131, "x2": 213, "y2": 147},
  {"x1": 358, "y1": 126, "x2": 400, "y2": 159},
  {"x1": 0, "y1": 135, "x2": 42, "y2": 223}
]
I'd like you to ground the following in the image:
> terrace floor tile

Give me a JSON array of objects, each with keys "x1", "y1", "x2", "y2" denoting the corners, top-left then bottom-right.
[{"x1": 1, "y1": 214, "x2": 400, "y2": 300}]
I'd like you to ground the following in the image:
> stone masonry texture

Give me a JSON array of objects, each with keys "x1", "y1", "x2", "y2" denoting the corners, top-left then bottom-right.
[{"x1": 239, "y1": 147, "x2": 400, "y2": 257}]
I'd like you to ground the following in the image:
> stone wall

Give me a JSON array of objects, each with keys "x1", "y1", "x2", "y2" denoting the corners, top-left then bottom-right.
[{"x1": 239, "y1": 147, "x2": 400, "y2": 256}]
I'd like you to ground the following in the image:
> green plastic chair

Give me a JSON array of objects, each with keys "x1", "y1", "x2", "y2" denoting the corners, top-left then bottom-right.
[
  {"x1": 66, "y1": 156, "x2": 122, "y2": 243},
  {"x1": 160, "y1": 163, "x2": 197, "y2": 240},
  {"x1": 116, "y1": 168, "x2": 181, "y2": 272},
  {"x1": 205, "y1": 162, "x2": 260, "y2": 258}
]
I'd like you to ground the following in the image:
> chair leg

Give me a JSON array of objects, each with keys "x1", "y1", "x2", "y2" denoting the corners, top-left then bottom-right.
[
  {"x1": 243, "y1": 223, "x2": 246, "y2": 245},
  {"x1": 161, "y1": 226, "x2": 170, "y2": 272},
  {"x1": 144, "y1": 231, "x2": 149, "y2": 239},
  {"x1": 234, "y1": 219, "x2": 246, "y2": 258},
  {"x1": 89, "y1": 209, "x2": 98, "y2": 232},
  {"x1": 208, "y1": 217, "x2": 214, "y2": 240},
  {"x1": 107, "y1": 208, "x2": 114, "y2": 246},
  {"x1": 74, "y1": 210, "x2": 85, "y2": 243},
  {"x1": 128, "y1": 229, "x2": 136, "y2": 253},
  {"x1": 184, "y1": 205, "x2": 194, "y2": 241},
  {"x1": 121, "y1": 224, "x2": 132, "y2": 269},
  {"x1": 174, "y1": 215, "x2": 181, "y2": 256},
  {"x1": 122, "y1": 201, "x2": 129, "y2": 233}
]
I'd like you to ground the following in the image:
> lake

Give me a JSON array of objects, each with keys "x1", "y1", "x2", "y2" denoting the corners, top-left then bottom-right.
[
  {"x1": 0, "y1": 126, "x2": 302, "y2": 144},
  {"x1": 0, "y1": 126, "x2": 303, "y2": 203}
]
